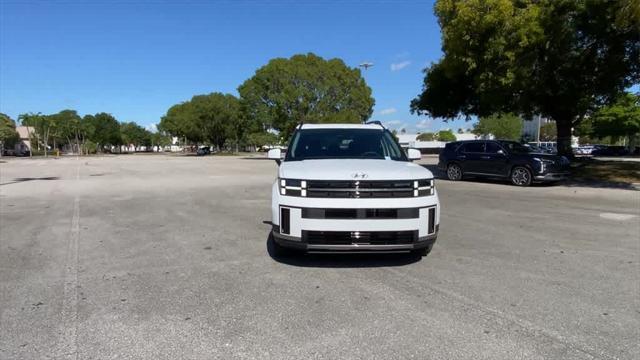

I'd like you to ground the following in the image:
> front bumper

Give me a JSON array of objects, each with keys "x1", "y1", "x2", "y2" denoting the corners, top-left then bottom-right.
[
  {"x1": 534, "y1": 172, "x2": 570, "y2": 181},
  {"x1": 273, "y1": 227, "x2": 438, "y2": 253}
]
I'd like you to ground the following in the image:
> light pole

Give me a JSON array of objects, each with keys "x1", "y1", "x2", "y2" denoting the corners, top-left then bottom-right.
[
  {"x1": 536, "y1": 114, "x2": 541, "y2": 146},
  {"x1": 359, "y1": 62, "x2": 374, "y2": 71}
]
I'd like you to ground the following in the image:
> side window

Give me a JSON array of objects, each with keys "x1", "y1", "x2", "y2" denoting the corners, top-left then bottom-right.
[
  {"x1": 485, "y1": 142, "x2": 503, "y2": 154},
  {"x1": 462, "y1": 142, "x2": 484, "y2": 153}
]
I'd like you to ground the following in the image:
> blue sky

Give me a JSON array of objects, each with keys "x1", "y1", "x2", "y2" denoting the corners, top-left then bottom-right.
[{"x1": 0, "y1": 0, "x2": 472, "y2": 133}]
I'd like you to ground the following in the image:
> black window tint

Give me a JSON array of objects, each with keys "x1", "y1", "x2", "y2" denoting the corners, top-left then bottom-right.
[
  {"x1": 462, "y1": 142, "x2": 484, "y2": 153},
  {"x1": 286, "y1": 128, "x2": 407, "y2": 161},
  {"x1": 445, "y1": 142, "x2": 459, "y2": 151},
  {"x1": 485, "y1": 142, "x2": 503, "y2": 154}
]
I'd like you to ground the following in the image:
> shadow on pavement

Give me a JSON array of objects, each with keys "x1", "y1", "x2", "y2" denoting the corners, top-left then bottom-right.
[
  {"x1": 0, "y1": 176, "x2": 59, "y2": 186},
  {"x1": 241, "y1": 157, "x2": 271, "y2": 160},
  {"x1": 420, "y1": 164, "x2": 446, "y2": 179},
  {"x1": 265, "y1": 233, "x2": 422, "y2": 268}
]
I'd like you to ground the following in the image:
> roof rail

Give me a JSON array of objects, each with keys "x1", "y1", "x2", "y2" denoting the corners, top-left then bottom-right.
[{"x1": 365, "y1": 120, "x2": 385, "y2": 129}]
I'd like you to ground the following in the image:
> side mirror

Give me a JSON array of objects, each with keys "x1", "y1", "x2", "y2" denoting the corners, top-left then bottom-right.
[
  {"x1": 407, "y1": 148, "x2": 422, "y2": 160},
  {"x1": 497, "y1": 149, "x2": 505, "y2": 155},
  {"x1": 268, "y1": 148, "x2": 282, "y2": 165}
]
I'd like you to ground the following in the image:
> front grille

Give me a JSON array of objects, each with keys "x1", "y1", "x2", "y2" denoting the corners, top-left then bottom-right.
[
  {"x1": 302, "y1": 208, "x2": 419, "y2": 219},
  {"x1": 306, "y1": 180, "x2": 430, "y2": 198},
  {"x1": 303, "y1": 231, "x2": 417, "y2": 245}
]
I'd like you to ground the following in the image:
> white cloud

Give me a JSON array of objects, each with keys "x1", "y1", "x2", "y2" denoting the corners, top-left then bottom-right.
[
  {"x1": 383, "y1": 120, "x2": 407, "y2": 131},
  {"x1": 378, "y1": 107, "x2": 397, "y2": 116},
  {"x1": 416, "y1": 119, "x2": 433, "y2": 130},
  {"x1": 383, "y1": 120, "x2": 402, "y2": 126},
  {"x1": 145, "y1": 123, "x2": 158, "y2": 133},
  {"x1": 390, "y1": 61, "x2": 411, "y2": 71}
]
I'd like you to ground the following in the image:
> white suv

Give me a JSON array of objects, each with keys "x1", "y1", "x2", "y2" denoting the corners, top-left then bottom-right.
[{"x1": 268, "y1": 123, "x2": 440, "y2": 257}]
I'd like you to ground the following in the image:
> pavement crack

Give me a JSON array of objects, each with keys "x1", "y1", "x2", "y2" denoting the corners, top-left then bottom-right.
[{"x1": 385, "y1": 267, "x2": 616, "y2": 360}]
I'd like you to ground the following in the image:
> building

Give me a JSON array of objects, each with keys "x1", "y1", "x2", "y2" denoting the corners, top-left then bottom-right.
[
  {"x1": 14, "y1": 126, "x2": 34, "y2": 155},
  {"x1": 398, "y1": 132, "x2": 481, "y2": 153},
  {"x1": 522, "y1": 115, "x2": 554, "y2": 142},
  {"x1": 521, "y1": 116, "x2": 579, "y2": 147}
]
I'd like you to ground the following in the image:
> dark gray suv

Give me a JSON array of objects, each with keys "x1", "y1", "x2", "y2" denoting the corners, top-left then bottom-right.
[{"x1": 438, "y1": 140, "x2": 570, "y2": 186}]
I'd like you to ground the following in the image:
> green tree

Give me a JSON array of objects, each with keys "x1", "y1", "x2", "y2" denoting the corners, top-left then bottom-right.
[
  {"x1": 437, "y1": 129, "x2": 457, "y2": 142},
  {"x1": 590, "y1": 92, "x2": 640, "y2": 149},
  {"x1": 159, "y1": 93, "x2": 242, "y2": 151},
  {"x1": 86, "y1": 113, "x2": 122, "y2": 151},
  {"x1": 159, "y1": 101, "x2": 202, "y2": 145},
  {"x1": 120, "y1": 122, "x2": 152, "y2": 150},
  {"x1": 417, "y1": 132, "x2": 437, "y2": 141},
  {"x1": 0, "y1": 113, "x2": 20, "y2": 155},
  {"x1": 473, "y1": 113, "x2": 523, "y2": 140},
  {"x1": 49, "y1": 110, "x2": 82, "y2": 153},
  {"x1": 246, "y1": 131, "x2": 280, "y2": 151},
  {"x1": 238, "y1": 53, "x2": 375, "y2": 139},
  {"x1": 150, "y1": 131, "x2": 172, "y2": 149},
  {"x1": 411, "y1": 0, "x2": 640, "y2": 157}
]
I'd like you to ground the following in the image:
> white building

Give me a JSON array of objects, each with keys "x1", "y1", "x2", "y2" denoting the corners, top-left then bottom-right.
[{"x1": 398, "y1": 132, "x2": 480, "y2": 153}]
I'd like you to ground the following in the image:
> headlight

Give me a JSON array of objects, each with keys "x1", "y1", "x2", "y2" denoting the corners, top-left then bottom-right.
[
  {"x1": 533, "y1": 158, "x2": 554, "y2": 173},
  {"x1": 414, "y1": 179, "x2": 435, "y2": 196},
  {"x1": 533, "y1": 157, "x2": 554, "y2": 164},
  {"x1": 279, "y1": 178, "x2": 306, "y2": 197}
]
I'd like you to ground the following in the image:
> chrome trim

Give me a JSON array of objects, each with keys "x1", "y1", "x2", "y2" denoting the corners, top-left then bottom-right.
[
  {"x1": 306, "y1": 187, "x2": 416, "y2": 192},
  {"x1": 307, "y1": 244, "x2": 415, "y2": 250},
  {"x1": 465, "y1": 172, "x2": 502, "y2": 176}
]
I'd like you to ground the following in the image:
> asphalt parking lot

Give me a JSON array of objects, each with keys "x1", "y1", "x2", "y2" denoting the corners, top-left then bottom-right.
[{"x1": 1, "y1": 155, "x2": 638, "y2": 360}]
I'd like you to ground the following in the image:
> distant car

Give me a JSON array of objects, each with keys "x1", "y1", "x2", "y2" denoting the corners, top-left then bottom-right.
[
  {"x1": 575, "y1": 145, "x2": 594, "y2": 155},
  {"x1": 528, "y1": 142, "x2": 557, "y2": 154},
  {"x1": 525, "y1": 143, "x2": 553, "y2": 154},
  {"x1": 591, "y1": 146, "x2": 629, "y2": 156},
  {"x1": 438, "y1": 140, "x2": 570, "y2": 186},
  {"x1": 196, "y1": 146, "x2": 211, "y2": 156}
]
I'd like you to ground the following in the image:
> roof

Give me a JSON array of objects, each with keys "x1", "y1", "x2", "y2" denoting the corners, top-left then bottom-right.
[
  {"x1": 299, "y1": 123, "x2": 384, "y2": 130},
  {"x1": 16, "y1": 126, "x2": 34, "y2": 139}
]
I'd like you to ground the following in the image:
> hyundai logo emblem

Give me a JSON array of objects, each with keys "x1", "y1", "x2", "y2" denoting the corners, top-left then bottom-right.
[{"x1": 351, "y1": 172, "x2": 368, "y2": 179}]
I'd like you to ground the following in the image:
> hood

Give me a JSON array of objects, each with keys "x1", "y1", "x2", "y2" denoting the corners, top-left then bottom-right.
[{"x1": 279, "y1": 159, "x2": 434, "y2": 180}]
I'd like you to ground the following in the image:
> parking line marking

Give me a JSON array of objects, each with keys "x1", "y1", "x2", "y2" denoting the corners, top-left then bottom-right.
[
  {"x1": 599, "y1": 212, "x2": 637, "y2": 221},
  {"x1": 56, "y1": 163, "x2": 80, "y2": 359}
]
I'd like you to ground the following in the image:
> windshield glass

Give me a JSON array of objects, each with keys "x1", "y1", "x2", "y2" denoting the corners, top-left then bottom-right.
[
  {"x1": 285, "y1": 128, "x2": 407, "y2": 161},
  {"x1": 500, "y1": 141, "x2": 531, "y2": 154}
]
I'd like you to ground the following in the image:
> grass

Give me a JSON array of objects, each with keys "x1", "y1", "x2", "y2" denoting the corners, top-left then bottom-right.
[{"x1": 571, "y1": 159, "x2": 640, "y2": 184}]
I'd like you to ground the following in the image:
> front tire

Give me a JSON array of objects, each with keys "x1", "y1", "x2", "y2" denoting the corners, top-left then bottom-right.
[
  {"x1": 446, "y1": 163, "x2": 463, "y2": 181},
  {"x1": 511, "y1": 166, "x2": 532, "y2": 186}
]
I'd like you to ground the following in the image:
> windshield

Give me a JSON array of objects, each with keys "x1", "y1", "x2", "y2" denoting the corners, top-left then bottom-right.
[
  {"x1": 285, "y1": 128, "x2": 408, "y2": 161},
  {"x1": 500, "y1": 141, "x2": 531, "y2": 154}
]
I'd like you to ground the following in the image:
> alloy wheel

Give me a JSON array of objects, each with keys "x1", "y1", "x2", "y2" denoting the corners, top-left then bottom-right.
[
  {"x1": 447, "y1": 164, "x2": 462, "y2": 181},
  {"x1": 511, "y1": 167, "x2": 531, "y2": 186}
]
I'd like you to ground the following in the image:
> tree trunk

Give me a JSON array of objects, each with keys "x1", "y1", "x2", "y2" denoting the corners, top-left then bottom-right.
[
  {"x1": 44, "y1": 128, "x2": 49, "y2": 157},
  {"x1": 556, "y1": 119, "x2": 573, "y2": 158}
]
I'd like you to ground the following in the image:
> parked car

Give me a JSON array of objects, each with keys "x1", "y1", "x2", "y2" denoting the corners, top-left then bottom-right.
[
  {"x1": 528, "y1": 141, "x2": 557, "y2": 154},
  {"x1": 196, "y1": 146, "x2": 211, "y2": 156},
  {"x1": 438, "y1": 140, "x2": 570, "y2": 186},
  {"x1": 267, "y1": 123, "x2": 439, "y2": 257}
]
